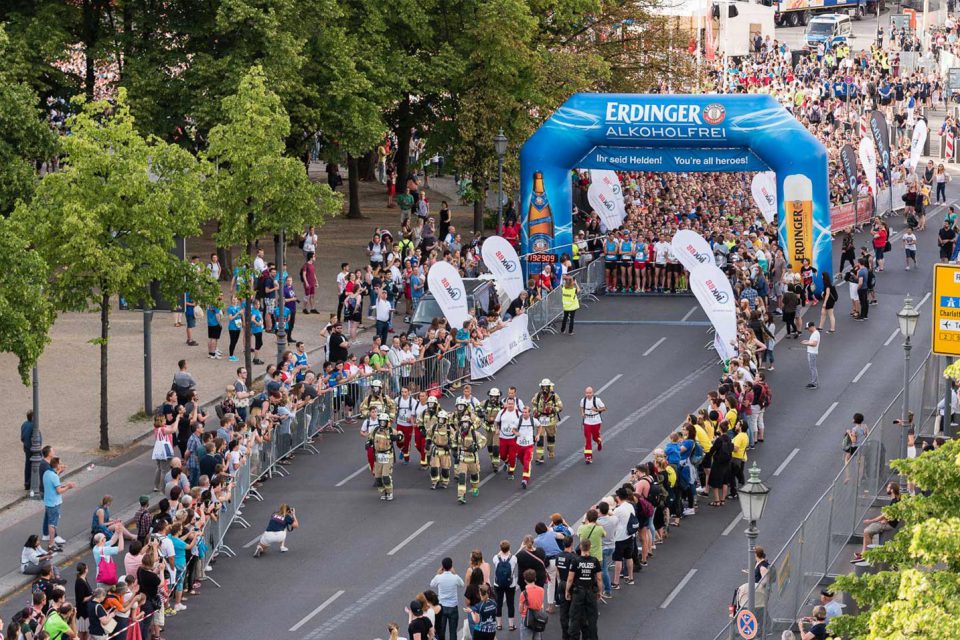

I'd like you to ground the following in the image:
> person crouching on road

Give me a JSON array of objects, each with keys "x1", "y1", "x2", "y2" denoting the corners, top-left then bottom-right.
[{"x1": 253, "y1": 504, "x2": 298, "y2": 557}]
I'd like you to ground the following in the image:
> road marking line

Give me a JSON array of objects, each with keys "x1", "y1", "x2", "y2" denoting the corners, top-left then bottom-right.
[
  {"x1": 884, "y1": 329, "x2": 900, "y2": 347},
  {"x1": 852, "y1": 362, "x2": 872, "y2": 383},
  {"x1": 681, "y1": 305, "x2": 698, "y2": 322},
  {"x1": 815, "y1": 401, "x2": 839, "y2": 426},
  {"x1": 289, "y1": 590, "x2": 346, "y2": 632},
  {"x1": 301, "y1": 360, "x2": 718, "y2": 640},
  {"x1": 335, "y1": 465, "x2": 368, "y2": 487},
  {"x1": 660, "y1": 569, "x2": 697, "y2": 609},
  {"x1": 387, "y1": 521, "x2": 435, "y2": 556},
  {"x1": 722, "y1": 514, "x2": 743, "y2": 536},
  {"x1": 243, "y1": 535, "x2": 261, "y2": 549},
  {"x1": 917, "y1": 292, "x2": 931, "y2": 309},
  {"x1": 643, "y1": 338, "x2": 667, "y2": 357},
  {"x1": 479, "y1": 473, "x2": 498, "y2": 487},
  {"x1": 597, "y1": 374, "x2": 623, "y2": 394},
  {"x1": 773, "y1": 448, "x2": 801, "y2": 477},
  {"x1": 559, "y1": 415, "x2": 570, "y2": 425}
]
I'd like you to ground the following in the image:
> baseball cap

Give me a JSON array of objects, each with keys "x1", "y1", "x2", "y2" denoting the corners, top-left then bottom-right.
[
  {"x1": 380, "y1": 345, "x2": 390, "y2": 352},
  {"x1": 409, "y1": 600, "x2": 423, "y2": 615}
]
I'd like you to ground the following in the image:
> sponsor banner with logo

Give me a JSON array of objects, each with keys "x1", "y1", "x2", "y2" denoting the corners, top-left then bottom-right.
[
  {"x1": 587, "y1": 181, "x2": 623, "y2": 232},
  {"x1": 869, "y1": 110, "x2": 891, "y2": 172},
  {"x1": 909, "y1": 119, "x2": 928, "y2": 171},
  {"x1": 580, "y1": 146, "x2": 769, "y2": 173},
  {"x1": 671, "y1": 229, "x2": 714, "y2": 274},
  {"x1": 689, "y1": 265, "x2": 738, "y2": 361},
  {"x1": 426, "y1": 260, "x2": 470, "y2": 329},
  {"x1": 858, "y1": 136, "x2": 878, "y2": 197},
  {"x1": 590, "y1": 169, "x2": 627, "y2": 223},
  {"x1": 481, "y1": 235, "x2": 525, "y2": 300},
  {"x1": 750, "y1": 171, "x2": 778, "y2": 224},
  {"x1": 471, "y1": 315, "x2": 534, "y2": 380},
  {"x1": 839, "y1": 144, "x2": 859, "y2": 196}
]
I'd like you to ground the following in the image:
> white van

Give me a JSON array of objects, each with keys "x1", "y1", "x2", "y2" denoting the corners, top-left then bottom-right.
[{"x1": 804, "y1": 14, "x2": 854, "y2": 48}]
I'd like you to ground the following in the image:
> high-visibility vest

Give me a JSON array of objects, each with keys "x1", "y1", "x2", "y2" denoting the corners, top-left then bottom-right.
[{"x1": 562, "y1": 285, "x2": 580, "y2": 311}]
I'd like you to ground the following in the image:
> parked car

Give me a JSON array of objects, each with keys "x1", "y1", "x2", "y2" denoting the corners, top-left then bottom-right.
[{"x1": 408, "y1": 278, "x2": 511, "y2": 336}]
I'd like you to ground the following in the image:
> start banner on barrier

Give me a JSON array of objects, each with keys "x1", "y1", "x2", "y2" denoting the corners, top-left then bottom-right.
[{"x1": 471, "y1": 315, "x2": 534, "y2": 380}]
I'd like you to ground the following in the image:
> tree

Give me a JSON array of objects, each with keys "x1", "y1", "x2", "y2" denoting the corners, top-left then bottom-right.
[
  {"x1": 830, "y1": 438, "x2": 960, "y2": 639},
  {"x1": 205, "y1": 66, "x2": 340, "y2": 381},
  {"x1": 11, "y1": 90, "x2": 216, "y2": 450},
  {"x1": 0, "y1": 25, "x2": 59, "y2": 215},
  {"x1": 0, "y1": 218, "x2": 56, "y2": 384}
]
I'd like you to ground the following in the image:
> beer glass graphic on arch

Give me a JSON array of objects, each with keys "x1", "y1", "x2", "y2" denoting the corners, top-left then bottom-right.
[
  {"x1": 785, "y1": 174, "x2": 813, "y2": 267},
  {"x1": 527, "y1": 171, "x2": 555, "y2": 254}
]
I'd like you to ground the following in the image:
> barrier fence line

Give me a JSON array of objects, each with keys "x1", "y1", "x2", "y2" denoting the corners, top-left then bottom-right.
[
  {"x1": 198, "y1": 275, "x2": 592, "y2": 579},
  {"x1": 712, "y1": 350, "x2": 933, "y2": 640}
]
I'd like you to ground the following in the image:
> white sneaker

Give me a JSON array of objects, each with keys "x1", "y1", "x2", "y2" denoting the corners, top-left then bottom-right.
[
  {"x1": 174, "y1": 603, "x2": 187, "y2": 612},
  {"x1": 280, "y1": 545, "x2": 289, "y2": 553},
  {"x1": 41, "y1": 535, "x2": 49, "y2": 542},
  {"x1": 54, "y1": 536, "x2": 66, "y2": 545},
  {"x1": 683, "y1": 507, "x2": 696, "y2": 517}
]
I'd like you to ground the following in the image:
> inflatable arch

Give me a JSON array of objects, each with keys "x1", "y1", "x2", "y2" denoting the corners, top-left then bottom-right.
[{"x1": 519, "y1": 93, "x2": 832, "y2": 284}]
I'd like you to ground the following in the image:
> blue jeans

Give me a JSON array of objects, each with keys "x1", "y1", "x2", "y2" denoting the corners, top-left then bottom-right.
[
  {"x1": 601, "y1": 547, "x2": 613, "y2": 593},
  {"x1": 438, "y1": 605, "x2": 459, "y2": 640}
]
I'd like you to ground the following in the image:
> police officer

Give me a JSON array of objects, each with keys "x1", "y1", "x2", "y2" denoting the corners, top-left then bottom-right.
[
  {"x1": 532, "y1": 378, "x2": 564, "y2": 464},
  {"x1": 454, "y1": 415, "x2": 486, "y2": 504},
  {"x1": 368, "y1": 414, "x2": 402, "y2": 501},
  {"x1": 554, "y1": 536, "x2": 578, "y2": 640},
  {"x1": 395, "y1": 387, "x2": 419, "y2": 465},
  {"x1": 560, "y1": 274, "x2": 580, "y2": 335},
  {"x1": 416, "y1": 395, "x2": 441, "y2": 469},
  {"x1": 427, "y1": 410, "x2": 455, "y2": 489},
  {"x1": 565, "y1": 539, "x2": 602, "y2": 640},
  {"x1": 360, "y1": 379, "x2": 397, "y2": 420},
  {"x1": 481, "y1": 388, "x2": 503, "y2": 471}
]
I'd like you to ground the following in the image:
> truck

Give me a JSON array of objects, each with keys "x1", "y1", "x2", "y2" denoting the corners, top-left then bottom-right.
[{"x1": 758, "y1": 0, "x2": 884, "y2": 27}]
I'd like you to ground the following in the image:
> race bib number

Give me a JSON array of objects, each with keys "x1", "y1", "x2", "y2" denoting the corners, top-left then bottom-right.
[{"x1": 375, "y1": 452, "x2": 393, "y2": 464}]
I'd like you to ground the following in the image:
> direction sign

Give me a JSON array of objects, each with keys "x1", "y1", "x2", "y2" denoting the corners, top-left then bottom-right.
[
  {"x1": 934, "y1": 264, "x2": 960, "y2": 356},
  {"x1": 736, "y1": 609, "x2": 758, "y2": 639}
]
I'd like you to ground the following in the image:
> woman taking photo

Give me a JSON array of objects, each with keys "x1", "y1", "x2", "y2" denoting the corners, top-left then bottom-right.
[{"x1": 253, "y1": 504, "x2": 299, "y2": 558}]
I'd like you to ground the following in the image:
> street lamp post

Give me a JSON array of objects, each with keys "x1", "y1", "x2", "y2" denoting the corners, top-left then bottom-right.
[
  {"x1": 897, "y1": 295, "x2": 920, "y2": 466},
  {"x1": 494, "y1": 130, "x2": 508, "y2": 235},
  {"x1": 29, "y1": 365, "x2": 42, "y2": 499},
  {"x1": 738, "y1": 464, "x2": 771, "y2": 617}
]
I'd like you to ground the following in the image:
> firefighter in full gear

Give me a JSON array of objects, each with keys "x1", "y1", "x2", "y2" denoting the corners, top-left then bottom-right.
[
  {"x1": 482, "y1": 388, "x2": 503, "y2": 471},
  {"x1": 360, "y1": 379, "x2": 397, "y2": 420},
  {"x1": 532, "y1": 378, "x2": 564, "y2": 464},
  {"x1": 454, "y1": 416, "x2": 487, "y2": 504},
  {"x1": 417, "y1": 396, "x2": 441, "y2": 469},
  {"x1": 454, "y1": 396, "x2": 479, "y2": 425},
  {"x1": 427, "y1": 410, "x2": 455, "y2": 489},
  {"x1": 368, "y1": 414, "x2": 402, "y2": 501}
]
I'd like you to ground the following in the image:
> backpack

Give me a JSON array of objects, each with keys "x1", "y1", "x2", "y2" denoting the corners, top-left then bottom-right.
[
  {"x1": 689, "y1": 441, "x2": 705, "y2": 466},
  {"x1": 494, "y1": 556, "x2": 513, "y2": 589},
  {"x1": 642, "y1": 476, "x2": 666, "y2": 509},
  {"x1": 637, "y1": 496, "x2": 655, "y2": 520},
  {"x1": 626, "y1": 511, "x2": 641, "y2": 536}
]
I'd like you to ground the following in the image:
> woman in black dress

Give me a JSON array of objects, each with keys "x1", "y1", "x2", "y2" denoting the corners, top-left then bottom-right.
[
  {"x1": 818, "y1": 272, "x2": 838, "y2": 333},
  {"x1": 709, "y1": 423, "x2": 733, "y2": 507}
]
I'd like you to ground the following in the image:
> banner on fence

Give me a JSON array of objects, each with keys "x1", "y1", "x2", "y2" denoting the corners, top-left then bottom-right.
[
  {"x1": 830, "y1": 196, "x2": 874, "y2": 231},
  {"x1": 481, "y1": 235, "x2": 525, "y2": 300},
  {"x1": 471, "y1": 315, "x2": 534, "y2": 380},
  {"x1": 427, "y1": 260, "x2": 470, "y2": 329}
]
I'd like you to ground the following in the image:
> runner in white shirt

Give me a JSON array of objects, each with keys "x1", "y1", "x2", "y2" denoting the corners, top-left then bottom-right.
[
  {"x1": 495, "y1": 398, "x2": 522, "y2": 478},
  {"x1": 457, "y1": 384, "x2": 483, "y2": 414},
  {"x1": 654, "y1": 239, "x2": 670, "y2": 292},
  {"x1": 579, "y1": 387, "x2": 607, "y2": 464},
  {"x1": 514, "y1": 407, "x2": 541, "y2": 490},
  {"x1": 394, "y1": 388, "x2": 420, "y2": 465},
  {"x1": 505, "y1": 386, "x2": 525, "y2": 411},
  {"x1": 902, "y1": 229, "x2": 918, "y2": 270}
]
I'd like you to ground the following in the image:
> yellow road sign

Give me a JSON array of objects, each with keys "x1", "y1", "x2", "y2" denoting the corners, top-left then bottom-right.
[{"x1": 933, "y1": 264, "x2": 960, "y2": 356}]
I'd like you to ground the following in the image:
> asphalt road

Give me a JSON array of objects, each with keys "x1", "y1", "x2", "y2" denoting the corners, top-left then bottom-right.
[{"x1": 150, "y1": 196, "x2": 951, "y2": 640}]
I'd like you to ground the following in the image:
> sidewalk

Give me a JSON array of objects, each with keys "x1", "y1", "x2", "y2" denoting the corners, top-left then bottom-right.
[{"x1": 0, "y1": 166, "x2": 471, "y2": 603}]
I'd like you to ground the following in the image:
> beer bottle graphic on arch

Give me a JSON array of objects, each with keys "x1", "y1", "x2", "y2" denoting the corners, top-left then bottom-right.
[{"x1": 527, "y1": 171, "x2": 555, "y2": 254}]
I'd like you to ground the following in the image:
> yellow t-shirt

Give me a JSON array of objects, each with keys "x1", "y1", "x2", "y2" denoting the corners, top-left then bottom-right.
[
  {"x1": 732, "y1": 432, "x2": 749, "y2": 461},
  {"x1": 725, "y1": 409, "x2": 738, "y2": 428},
  {"x1": 695, "y1": 424, "x2": 712, "y2": 453},
  {"x1": 662, "y1": 465, "x2": 677, "y2": 488}
]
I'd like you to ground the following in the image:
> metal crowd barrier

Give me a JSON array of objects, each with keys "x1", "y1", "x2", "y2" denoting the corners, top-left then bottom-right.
[{"x1": 711, "y1": 351, "x2": 933, "y2": 640}]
